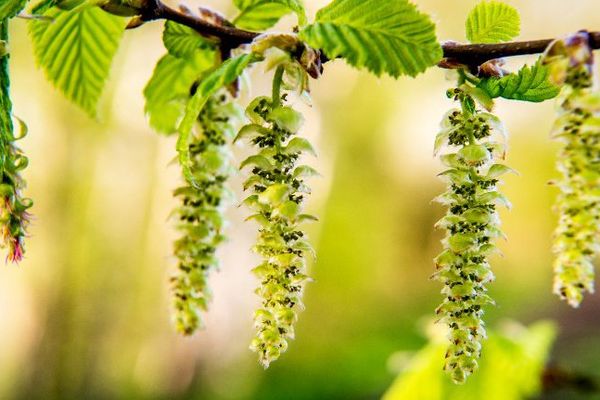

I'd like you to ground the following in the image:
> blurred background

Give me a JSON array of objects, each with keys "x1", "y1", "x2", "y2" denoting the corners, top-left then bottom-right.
[{"x1": 3, "y1": 0, "x2": 600, "y2": 398}]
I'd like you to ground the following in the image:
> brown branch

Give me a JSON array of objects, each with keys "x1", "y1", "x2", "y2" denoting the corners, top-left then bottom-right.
[
  {"x1": 136, "y1": 0, "x2": 600, "y2": 67},
  {"x1": 543, "y1": 365, "x2": 600, "y2": 394},
  {"x1": 443, "y1": 33, "x2": 600, "y2": 66},
  {"x1": 139, "y1": 0, "x2": 259, "y2": 46}
]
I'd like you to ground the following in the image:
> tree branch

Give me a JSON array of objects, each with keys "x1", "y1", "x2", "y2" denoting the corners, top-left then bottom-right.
[
  {"x1": 543, "y1": 365, "x2": 600, "y2": 394},
  {"x1": 140, "y1": 0, "x2": 259, "y2": 47},
  {"x1": 443, "y1": 33, "x2": 600, "y2": 66},
  {"x1": 139, "y1": 0, "x2": 600, "y2": 67}
]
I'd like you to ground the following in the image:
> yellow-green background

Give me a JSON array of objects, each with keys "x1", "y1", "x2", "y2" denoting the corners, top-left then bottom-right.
[{"x1": 2, "y1": 0, "x2": 600, "y2": 398}]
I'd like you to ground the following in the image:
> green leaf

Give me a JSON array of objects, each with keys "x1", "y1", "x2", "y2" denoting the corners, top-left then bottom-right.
[
  {"x1": 177, "y1": 53, "x2": 259, "y2": 184},
  {"x1": 30, "y1": 0, "x2": 57, "y2": 15},
  {"x1": 383, "y1": 321, "x2": 556, "y2": 400},
  {"x1": 1, "y1": 0, "x2": 28, "y2": 19},
  {"x1": 465, "y1": 1, "x2": 520, "y2": 44},
  {"x1": 477, "y1": 60, "x2": 560, "y2": 102},
  {"x1": 163, "y1": 21, "x2": 214, "y2": 58},
  {"x1": 179, "y1": 53, "x2": 258, "y2": 140},
  {"x1": 144, "y1": 50, "x2": 216, "y2": 134},
  {"x1": 29, "y1": 5, "x2": 126, "y2": 116},
  {"x1": 299, "y1": 0, "x2": 442, "y2": 78},
  {"x1": 234, "y1": 0, "x2": 307, "y2": 31}
]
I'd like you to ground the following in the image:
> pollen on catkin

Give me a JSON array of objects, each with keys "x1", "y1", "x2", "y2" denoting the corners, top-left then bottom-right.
[
  {"x1": 238, "y1": 65, "x2": 317, "y2": 368},
  {"x1": 171, "y1": 92, "x2": 239, "y2": 335},
  {"x1": 433, "y1": 87, "x2": 511, "y2": 384},
  {"x1": 550, "y1": 32, "x2": 600, "y2": 307}
]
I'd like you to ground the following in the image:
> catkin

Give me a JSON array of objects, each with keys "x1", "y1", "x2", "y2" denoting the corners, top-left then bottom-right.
[
  {"x1": 239, "y1": 66, "x2": 316, "y2": 368},
  {"x1": 433, "y1": 88, "x2": 511, "y2": 383},
  {"x1": 171, "y1": 93, "x2": 239, "y2": 334}
]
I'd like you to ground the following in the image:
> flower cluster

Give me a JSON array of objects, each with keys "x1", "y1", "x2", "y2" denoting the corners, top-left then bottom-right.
[
  {"x1": 171, "y1": 93, "x2": 238, "y2": 334},
  {"x1": 550, "y1": 34, "x2": 600, "y2": 307},
  {"x1": 238, "y1": 65, "x2": 316, "y2": 368},
  {"x1": 0, "y1": 133, "x2": 32, "y2": 263},
  {"x1": 433, "y1": 88, "x2": 511, "y2": 383}
]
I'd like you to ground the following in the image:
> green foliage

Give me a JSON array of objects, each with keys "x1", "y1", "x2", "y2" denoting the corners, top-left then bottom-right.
[
  {"x1": 234, "y1": 0, "x2": 307, "y2": 31},
  {"x1": 29, "y1": 4, "x2": 126, "y2": 116},
  {"x1": 383, "y1": 321, "x2": 556, "y2": 400},
  {"x1": 144, "y1": 20, "x2": 218, "y2": 134},
  {"x1": 239, "y1": 65, "x2": 315, "y2": 368},
  {"x1": 0, "y1": 0, "x2": 28, "y2": 19},
  {"x1": 56, "y1": 0, "x2": 86, "y2": 11},
  {"x1": 9, "y1": 0, "x2": 590, "y2": 386},
  {"x1": 465, "y1": 1, "x2": 520, "y2": 44},
  {"x1": 171, "y1": 93, "x2": 240, "y2": 334},
  {"x1": 477, "y1": 60, "x2": 560, "y2": 102},
  {"x1": 433, "y1": 88, "x2": 511, "y2": 383},
  {"x1": 98, "y1": 0, "x2": 144, "y2": 16},
  {"x1": 299, "y1": 0, "x2": 442, "y2": 78},
  {"x1": 178, "y1": 53, "x2": 258, "y2": 184},
  {"x1": 163, "y1": 21, "x2": 214, "y2": 59},
  {"x1": 144, "y1": 51, "x2": 216, "y2": 134},
  {"x1": 30, "y1": 0, "x2": 57, "y2": 15}
]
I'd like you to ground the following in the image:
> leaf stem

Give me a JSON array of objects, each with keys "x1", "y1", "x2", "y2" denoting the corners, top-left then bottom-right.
[{"x1": 272, "y1": 66, "x2": 285, "y2": 109}]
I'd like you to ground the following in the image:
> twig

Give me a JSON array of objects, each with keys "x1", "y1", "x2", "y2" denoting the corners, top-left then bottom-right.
[
  {"x1": 137, "y1": 0, "x2": 600, "y2": 67},
  {"x1": 140, "y1": 0, "x2": 258, "y2": 46},
  {"x1": 443, "y1": 33, "x2": 600, "y2": 66},
  {"x1": 543, "y1": 365, "x2": 600, "y2": 394}
]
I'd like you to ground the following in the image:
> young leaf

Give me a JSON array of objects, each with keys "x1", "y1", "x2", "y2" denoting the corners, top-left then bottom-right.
[
  {"x1": 465, "y1": 1, "x2": 520, "y2": 44},
  {"x1": 30, "y1": 0, "x2": 57, "y2": 15},
  {"x1": 29, "y1": 5, "x2": 126, "y2": 116},
  {"x1": 233, "y1": 0, "x2": 307, "y2": 31},
  {"x1": 144, "y1": 50, "x2": 216, "y2": 134},
  {"x1": 0, "y1": 0, "x2": 28, "y2": 19},
  {"x1": 477, "y1": 60, "x2": 560, "y2": 102},
  {"x1": 299, "y1": 0, "x2": 442, "y2": 78},
  {"x1": 179, "y1": 53, "x2": 258, "y2": 138},
  {"x1": 57, "y1": 0, "x2": 86, "y2": 11},
  {"x1": 163, "y1": 21, "x2": 214, "y2": 58},
  {"x1": 178, "y1": 53, "x2": 259, "y2": 183}
]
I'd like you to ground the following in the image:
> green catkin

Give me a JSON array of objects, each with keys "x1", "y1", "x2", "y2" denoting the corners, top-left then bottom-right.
[
  {"x1": 171, "y1": 92, "x2": 238, "y2": 335},
  {"x1": 239, "y1": 65, "x2": 316, "y2": 368},
  {"x1": 0, "y1": 20, "x2": 31, "y2": 263},
  {"x1": 551, "y1": 35, "x2": 600, "y2": 307},
  {"x1": 433, "y1": 87, "x2": 511, "y2": 383}
]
